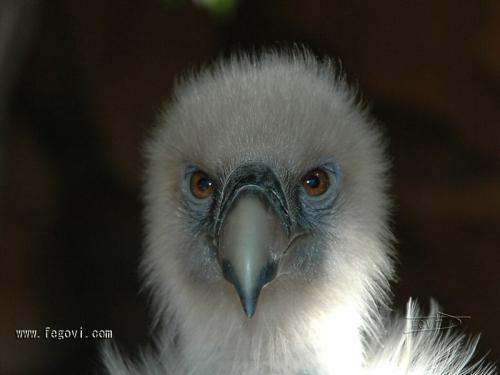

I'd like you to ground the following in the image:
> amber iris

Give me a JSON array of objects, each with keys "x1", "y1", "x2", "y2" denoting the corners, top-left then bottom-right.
[
  {"x1": 302, "y1": 169, "x2": 329, "y2": 196},
  {"x1": 190, "y1": 171, "x2": 215, "y2": 199}
]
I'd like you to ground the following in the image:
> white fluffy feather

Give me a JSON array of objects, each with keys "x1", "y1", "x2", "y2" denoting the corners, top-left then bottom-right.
[{"x1": 101, "y1": 49, "x2": 495, "y2": 375}]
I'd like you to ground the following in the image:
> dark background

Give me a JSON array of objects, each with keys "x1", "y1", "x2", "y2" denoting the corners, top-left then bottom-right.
[{"x1": 1, "y1": 1, "x2": 499, "y2": 374}]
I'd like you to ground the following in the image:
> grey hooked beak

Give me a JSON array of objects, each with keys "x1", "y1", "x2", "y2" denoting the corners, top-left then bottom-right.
[{"x1": 214, "y1": 164, "x2": 291, "y2": 318}]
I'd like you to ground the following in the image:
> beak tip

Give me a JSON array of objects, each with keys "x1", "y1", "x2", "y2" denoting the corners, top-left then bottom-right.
[
  {"x1": 223, "y1": 259, "x2": 278, "y2": 319},
  {"x1": 243, "y1": 298, "x2": 257, "y2": 318},
  {"x1": 222, "y1": 260, "x2": 260, "y2": 318}
]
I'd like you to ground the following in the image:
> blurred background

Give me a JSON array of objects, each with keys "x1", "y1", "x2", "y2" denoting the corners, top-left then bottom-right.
[{"x1": 1, "y1": 0, "x2": 499, "y2": 374}]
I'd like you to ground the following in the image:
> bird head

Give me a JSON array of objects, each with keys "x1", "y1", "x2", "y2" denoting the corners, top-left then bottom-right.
[{"x1": 142, "y1": 51, "x2": 394, "y2": 332}]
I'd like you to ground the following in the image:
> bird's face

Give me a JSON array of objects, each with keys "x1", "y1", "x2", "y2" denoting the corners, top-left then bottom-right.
[
  {"x1": 178, "y1": 159, "x2": 342, "y2": 317},
  {"x1": 144, "y1": 54, "x2": 393, "y2": 323}
]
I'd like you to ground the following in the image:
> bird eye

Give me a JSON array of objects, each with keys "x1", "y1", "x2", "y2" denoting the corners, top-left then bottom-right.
[
  {"x1": 190, "y1": 171, "x2": 215, "y2": 199},
  {"x1": 302, "y1": 169, "x2": 329, "y2": 197}
]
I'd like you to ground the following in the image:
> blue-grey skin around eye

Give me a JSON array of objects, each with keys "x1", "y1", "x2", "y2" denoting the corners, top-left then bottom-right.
[
  {"x1": 297, "y1": 161, "x2": 343, "y2": 232},
  {"x1": 181, "y1": 165, "x2": 217, "y2": 232}
]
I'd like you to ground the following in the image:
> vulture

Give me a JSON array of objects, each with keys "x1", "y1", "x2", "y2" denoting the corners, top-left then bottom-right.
[{"x1": 102, "y1": 49, "x2": 495, "y2": 375}]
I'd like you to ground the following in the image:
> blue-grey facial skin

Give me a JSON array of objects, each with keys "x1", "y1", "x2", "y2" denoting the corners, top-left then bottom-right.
[
  {"x1": 180, "y1": 160, "x2": 343, "y2": 285},
  {"x1": 296, "y1": 161, "x2": 342, "y2": 232},
  {"x1": 181, "y1": 164, "x2": 218, "y2": 235}
]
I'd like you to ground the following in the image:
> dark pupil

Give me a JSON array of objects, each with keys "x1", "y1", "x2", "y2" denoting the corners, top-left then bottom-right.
[
  {"x1": 197, "y1": 177, "x2": 212, "y2": 191},
  {"x1": 306, "y1": 174, "x2": 320, "y2": 188}
]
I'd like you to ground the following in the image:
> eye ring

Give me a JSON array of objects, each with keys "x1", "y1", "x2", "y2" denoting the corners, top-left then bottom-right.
[
  {"x1": 190, "y1": 171, "x2": 215, "y2": 199},
  {"x1": 302, "y1": 169, "x2": 330, "y2": 197}
]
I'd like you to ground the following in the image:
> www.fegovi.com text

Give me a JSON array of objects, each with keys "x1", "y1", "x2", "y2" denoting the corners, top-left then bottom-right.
[{"x1": 15, "y1": 327, "x2": 113, "y2": 340}]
